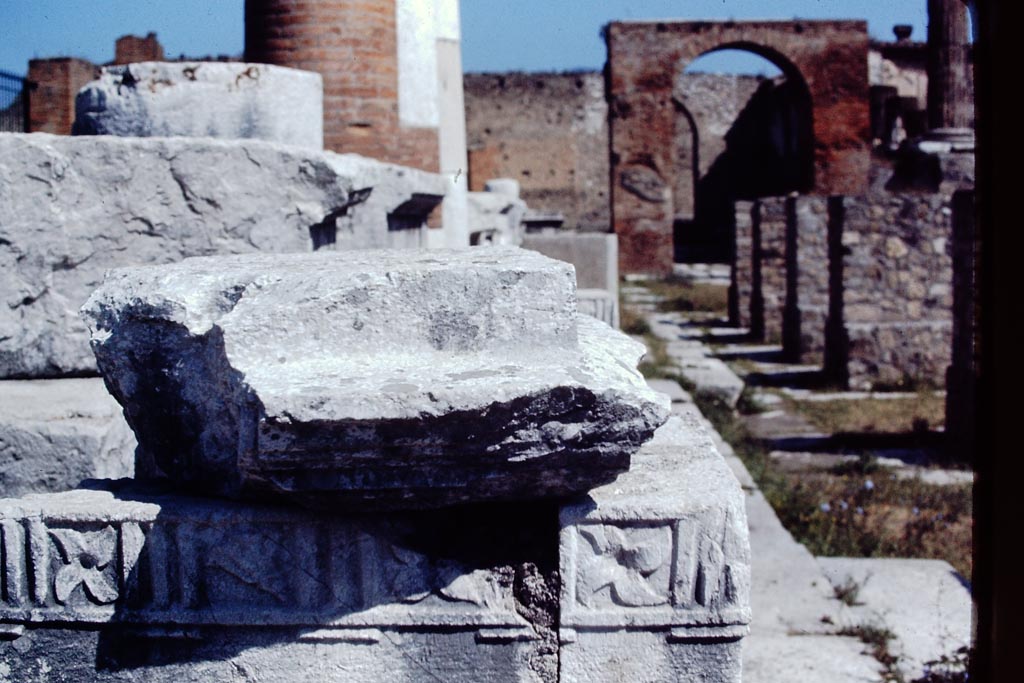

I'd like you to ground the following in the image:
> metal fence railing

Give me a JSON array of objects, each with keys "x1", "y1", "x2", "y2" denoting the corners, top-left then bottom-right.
[{"x1": 0, "y1": 69, "x2": 33, "y2": 133}]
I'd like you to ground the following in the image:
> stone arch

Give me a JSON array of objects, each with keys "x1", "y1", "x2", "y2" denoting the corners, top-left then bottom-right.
[
  {"x1": 607, "y1": 20, "x2": 870, "y2": 273},
  {"x1": 673, "y1": 45, "x2": 815, "y2": 262}
]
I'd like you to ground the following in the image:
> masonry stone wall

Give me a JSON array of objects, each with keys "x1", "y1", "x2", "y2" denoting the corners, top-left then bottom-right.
[
  {"x1": 787, "y1": 196, "x2": 830, "y2": 362},
  {"x1": 464, "y1": 72, "x2": 609, "y2": 231},
  {"x1": 834, "y1": 191, "x2": 954, "y2": 389},
  {"x1": 756, "y1": 197, "x2": 788, "y2": 344}
]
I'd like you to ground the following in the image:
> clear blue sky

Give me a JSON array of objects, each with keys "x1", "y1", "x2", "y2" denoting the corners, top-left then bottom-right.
[{"x1": 1, "y1": 1, "x2": 930, "y2": 78}]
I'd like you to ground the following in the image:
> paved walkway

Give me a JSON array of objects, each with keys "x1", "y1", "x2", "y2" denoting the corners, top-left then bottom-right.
[{"x1": 624, "y1": 287, "x2": 972, "y2": 683}]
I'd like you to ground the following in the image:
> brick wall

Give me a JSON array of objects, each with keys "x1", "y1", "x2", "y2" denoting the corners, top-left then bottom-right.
[
  {"x1": 27, "y1": 58, "x2": 98, "y2": 134},
  {"x1": 114, "y1": 33, "x2": 165, "y2": 65},
  {"x1": 463, "y1": 72, "x2": 609, "y2": 231},
  {"x1": 245, "y1": 0, "x2": 439, "y2": 172}
]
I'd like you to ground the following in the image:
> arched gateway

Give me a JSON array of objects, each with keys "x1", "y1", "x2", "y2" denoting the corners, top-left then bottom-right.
[{"x1": 606, "y1": 20, "x2": 870, "y2": 274}]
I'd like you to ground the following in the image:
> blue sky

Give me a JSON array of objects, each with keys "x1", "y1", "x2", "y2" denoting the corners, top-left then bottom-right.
[{"x1": 1, "y1": 1, "x2": 930, "y2": 77}]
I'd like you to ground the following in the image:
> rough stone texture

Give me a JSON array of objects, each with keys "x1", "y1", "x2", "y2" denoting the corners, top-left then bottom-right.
[
  {"x1": 73, "y1": 62, "x2": 324, "y2": 150},
  {"x1": 466, "y1": 187, "x2": 527, "y2": 246},
  {"x1": 787, "y1": 196, "x2": 830, "y2": 362},
  {"x1": 0, "y1": 133, "x2": 445, "y2": 378},
  {"x1": 818, "y1": 557, "x2": 972, "y2": 681},
  {"x1": 464, "y1": 72, "x2": 610, "y2": 231},
  {"x1": 0, "y1": 379, "x2": 135, "y2": 496},
  {"x1": 559, "y1": 414, "x2": 750, "y2": 682},
  {"x1": 608, "y1": 20, "x2": 870, "y2": 274},
  {"x1": 756, "y1": 197, "x2": 789, "y2": 344},
  {"x1": 730, "y1": 200, "x2": 755, "y2": 329},
  {"x1": 829, "y1": 183, "x2": 960, "y2": 390},
  {"x1": 83, "y1": 248, "x2": 669, "y2": 509},
  {"x1": 0, "y1": 484, "x2": 558, "y2": 682}
]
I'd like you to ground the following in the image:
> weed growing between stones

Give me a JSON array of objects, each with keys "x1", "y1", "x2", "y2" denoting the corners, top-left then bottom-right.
[
  {"x1": 646, "y1": 277, "x2": 729, "y2": 314},
  {"x1": 838, "y1": 623, "x2": 903, "y2": 682},
  {"x1": 691, "y1": 391, "x2": 973, "y2": 581},
  {"x1": 910, "y1": 646, "x2": 970, "y2": 683},
  {"x1": 832, "y1": 575, "x2": 865, "y2": 606}
]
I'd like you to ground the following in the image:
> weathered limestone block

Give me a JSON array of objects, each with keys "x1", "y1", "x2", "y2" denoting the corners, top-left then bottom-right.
[
  {"x1": 0, "y1": 133, "x2": 445, "y2": 378},
  {"x1": 523, "y1": 233, "x2": 620, "y2": 328},
  {"x1": 74, "y1": 62, "x2": 324, "y2": 149},
  {"x1": 82, "y1": 248, "x2": 669, "y2": 508},
  {"x1": 0, "y1": 379, "x2": 135, "y2": 496},
  {"x1": 558, "y1": 414, "x2": 751, "y2": 682},
  {"x1": 0, "y1": 485, "x2": 556, "y2": 682}
]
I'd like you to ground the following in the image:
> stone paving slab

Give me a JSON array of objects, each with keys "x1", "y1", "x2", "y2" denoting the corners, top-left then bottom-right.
[
  {"x1": 645, "y1": 378, "x2": 693, "y2": 404},
  {"x1": 741, "y1": 634, "x2": 882, "y2": 683},
  {"x1": 818, "y1": 557, "x2": 972, "y2": 681},
  {"x1": 674, "y1": 358, "x2": 745, "y2": 408}
]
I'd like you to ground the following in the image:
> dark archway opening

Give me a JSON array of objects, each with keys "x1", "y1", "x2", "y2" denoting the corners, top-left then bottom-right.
[{"x1": 672, "y1": 45, "x2": 814, "y2": 263}]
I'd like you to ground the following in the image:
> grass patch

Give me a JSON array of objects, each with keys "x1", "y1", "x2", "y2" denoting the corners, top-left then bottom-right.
[
  {"x1": 644, "y1": 277, "x2": 729, "y2": 315},
  {"x1": 690, "y1": 392, "x2": 973, "y2": 582},
  {"x1": 619, "y1": 305, "x2": 651, "y2": 336},
  {"x1": 789, "y1": 392, "x2": 946, "y2": 434}
]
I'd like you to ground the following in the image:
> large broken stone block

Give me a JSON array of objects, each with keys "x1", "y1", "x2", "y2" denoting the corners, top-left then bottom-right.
[
  {"x1": 0, "y1": 133, "x2": 445, "y2": 378},
  {"x1": 558, "y1": 413, "x2": 751, "y2": 682},
  {"x1": 74, "y1": 62, "x2": 324, "y2": 150},
  {"x1": 0, "y1": 378, "x2": 135, "y2": 496},
  {"x1": 83, "y1": 247, "x2": 669, "y2": 509}
]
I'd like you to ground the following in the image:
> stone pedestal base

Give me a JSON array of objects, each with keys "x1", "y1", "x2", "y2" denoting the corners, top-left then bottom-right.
[{"x1": 0, "y1": 415, "x2": 749, "y2": 681}]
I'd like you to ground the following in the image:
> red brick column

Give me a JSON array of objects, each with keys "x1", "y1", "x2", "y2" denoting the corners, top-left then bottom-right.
[
  {"x1": 27, "y1": 58, "x2": 98, "y2": 135},
  {"x1": 245, "y1": 0, "x2": 439, "y2": 171}
]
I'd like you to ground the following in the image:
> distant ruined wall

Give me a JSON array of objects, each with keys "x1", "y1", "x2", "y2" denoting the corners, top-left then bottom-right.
[
  {"x1": 463, "y1": 72, "x2": 609, "y2": 231},
  {"x1": 26, "y1": 58, "x2": 98, "y2": 135},
  {"x1": 114, "y1": 32, "x2": 165, "y2": 65}
]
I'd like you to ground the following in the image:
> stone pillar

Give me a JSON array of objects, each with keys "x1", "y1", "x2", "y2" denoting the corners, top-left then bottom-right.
[
  {"x1": 758, "y1": 197, "x2": 789, "y2": 344},
  {"x1": 946, "y1": 189, "x2": 976, "y2": 457},
  {"x1": 925, "y1": 0, "x2": 973, "y2": 143},
  {"x1": 787, "y1": 196, "x2": 830, "y2": 364},
  {"x1": 730, "y1": 201, "x2": 754, "y2": 329}
]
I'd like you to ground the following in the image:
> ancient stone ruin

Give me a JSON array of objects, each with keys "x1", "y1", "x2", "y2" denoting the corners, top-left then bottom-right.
[{"x1": 0, "y1": 247, "x2": 750, "y2": 682}]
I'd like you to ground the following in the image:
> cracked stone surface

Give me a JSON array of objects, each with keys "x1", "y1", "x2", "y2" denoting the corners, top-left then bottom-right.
[
  {"x1": 83, "y1": 247, "x2": 669, "y2": 509},
  {"x1": 0, "y1": 133, "x2": 445, "y2": 378}
]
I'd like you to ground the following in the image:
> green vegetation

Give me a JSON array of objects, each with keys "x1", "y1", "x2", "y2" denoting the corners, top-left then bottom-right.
[
  {"x1": 789, "y1": 392, "x2": 946, "y2": 434},
  {"x1": 691, "y1": 391, "x2": 972, "y2": 581},
  {"x1": 644, "y1": 277, "x2": 729, "y2": 315}
]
